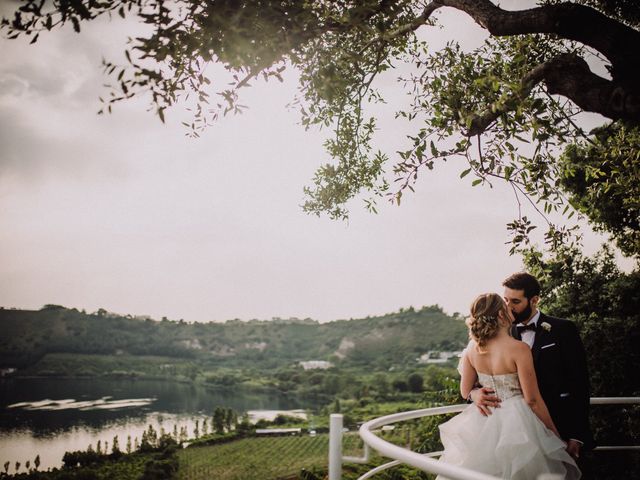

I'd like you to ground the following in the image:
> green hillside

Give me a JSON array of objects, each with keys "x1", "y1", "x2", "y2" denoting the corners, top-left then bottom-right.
[{"x1": 0, "y1": 305, "x2": 467, "y2": 373}]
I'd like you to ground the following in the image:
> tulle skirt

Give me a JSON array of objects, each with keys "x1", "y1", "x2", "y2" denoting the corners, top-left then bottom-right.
[{"x1": 436, "y1": 397, "x2": 581, "y2": 479}]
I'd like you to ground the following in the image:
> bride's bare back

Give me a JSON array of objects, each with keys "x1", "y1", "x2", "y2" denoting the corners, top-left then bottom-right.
[
  {"x1": 466, "y1": 333, "x2": 522, "y2": 375},
  {"x1": 460, "y1": 329, "x2": 560, "y2": 436}
]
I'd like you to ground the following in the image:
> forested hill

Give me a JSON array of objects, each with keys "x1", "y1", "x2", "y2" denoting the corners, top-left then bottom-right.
[{"x1": 0, "y1": 305, "x2": 467, "y2": 370}]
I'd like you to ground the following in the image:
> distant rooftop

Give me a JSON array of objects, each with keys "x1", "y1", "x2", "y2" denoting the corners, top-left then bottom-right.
[
  {"x1": 417, "y1": 350, "x2": 462, "y2": 364},
  {"x1": 299, "y1": 360, "x2": 333, "y2": 370}
]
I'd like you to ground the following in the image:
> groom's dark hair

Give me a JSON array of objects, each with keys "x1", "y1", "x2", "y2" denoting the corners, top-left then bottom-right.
[{"x1": 502, "y1": 272, "x2": 541, "y2": 299}]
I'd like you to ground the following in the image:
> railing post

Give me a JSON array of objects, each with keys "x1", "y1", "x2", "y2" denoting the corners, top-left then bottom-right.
[{"x1": 329, "y1": 413, "x2": 343, "y2": 480}]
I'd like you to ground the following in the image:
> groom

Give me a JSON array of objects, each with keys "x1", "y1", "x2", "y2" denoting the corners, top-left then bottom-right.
[{"x1": 469, "y1": 272, "x2": 594, "y2": 458}]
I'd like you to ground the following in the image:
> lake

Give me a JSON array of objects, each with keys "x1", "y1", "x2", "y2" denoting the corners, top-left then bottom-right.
[{"x1": 0, "y1": 377, "x2": 311, "y2": 474}]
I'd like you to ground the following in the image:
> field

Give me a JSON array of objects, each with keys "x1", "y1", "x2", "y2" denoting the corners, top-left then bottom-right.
[{"x1": 176, "y1": 433, "x2": 367, "y2": 480}]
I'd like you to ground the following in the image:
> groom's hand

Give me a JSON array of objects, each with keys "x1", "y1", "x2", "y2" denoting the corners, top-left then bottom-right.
[
  {"x1": 470, "y1": 387, "x2": 501, "y2": 416},
  {"x1": 566, "y1": 440, "x2": 582, "y2": 459}
]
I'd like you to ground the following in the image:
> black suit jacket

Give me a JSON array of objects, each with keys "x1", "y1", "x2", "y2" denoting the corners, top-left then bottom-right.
[{"x1": 512, "y1": 313, "x2": 595, "y2": 450}]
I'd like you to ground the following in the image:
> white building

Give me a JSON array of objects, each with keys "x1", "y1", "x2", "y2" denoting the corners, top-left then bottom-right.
[
  {"x1": 299, "y1": 360, "x2": 333, "y2": 370},
  {"x1": 417, "y1": 351, "x2": 463, "y2": 364}
]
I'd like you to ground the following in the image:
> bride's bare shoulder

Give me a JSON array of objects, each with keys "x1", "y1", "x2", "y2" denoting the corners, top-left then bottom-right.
[
  {"x1": 508, "y1": 338, "x2": 531, "y2": 355},
  {"x1": 466, "y1": 339, "x2": 479, "y2": 351},
  {"x1": 462, "y1": 339, "x2": 480, "y2": 359}
]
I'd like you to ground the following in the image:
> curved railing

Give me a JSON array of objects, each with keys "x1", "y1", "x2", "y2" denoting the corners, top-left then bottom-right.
[{"x1": 328, "y1": 397, "x2": 640, "y2": 480}]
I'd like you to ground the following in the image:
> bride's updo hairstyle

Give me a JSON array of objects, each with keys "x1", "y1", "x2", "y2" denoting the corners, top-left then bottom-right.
[{"x1": 466, "y1": 293, "x2": 506, "y2": 348}]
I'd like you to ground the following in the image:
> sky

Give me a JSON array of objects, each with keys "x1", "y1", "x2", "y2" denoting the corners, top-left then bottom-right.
[{"x1": 0, "y1": 3, "x2": 624, "y2": 323}]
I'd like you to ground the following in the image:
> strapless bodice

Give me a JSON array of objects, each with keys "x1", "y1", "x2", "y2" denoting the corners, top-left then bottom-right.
[{"x1": 477, "y1": 372, "x2": 522, "y2": 401}]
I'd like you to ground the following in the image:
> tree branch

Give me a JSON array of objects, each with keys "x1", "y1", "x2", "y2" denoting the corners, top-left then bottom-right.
[
  {"x1": 541, "y1": 54, "x2": 640, "y2": 121},
  {"x1": 438, "y1": 0, "x2": 640, "y2": 83},
  {"x1": 357, "y1": 2, "x2": 442, "y2": 56},
  {"x1": 466, "y1": 53, "x2": 640, "y2": 136},
  {"x1": 379, "y1": 2, "x2": 442, "y2": 41}
]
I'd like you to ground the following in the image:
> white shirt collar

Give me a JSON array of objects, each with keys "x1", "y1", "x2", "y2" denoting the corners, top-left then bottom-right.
[{"x1": 526, "y1": 310, "x2": 541, "y2": 327}]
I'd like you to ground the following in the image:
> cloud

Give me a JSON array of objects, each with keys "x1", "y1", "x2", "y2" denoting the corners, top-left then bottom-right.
[
  {"x1": 0, "y1": 25, "x2": 161, "y2": 182},
  {"x1": 0, "y1": 105, "x2": 48, "y2": 178}
]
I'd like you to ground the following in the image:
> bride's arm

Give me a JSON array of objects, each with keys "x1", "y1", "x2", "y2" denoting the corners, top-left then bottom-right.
[
  {"x1": 460, "y1": 351, "x2": 478, "y2": 399},
  {"x1": 514, "y1": 342, "x2": 561, "y2": 437}
]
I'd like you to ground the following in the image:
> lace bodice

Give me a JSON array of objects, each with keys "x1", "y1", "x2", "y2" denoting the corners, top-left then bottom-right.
[{"x1": 477, "y1": 372, "x2": 522, "y2": 401}]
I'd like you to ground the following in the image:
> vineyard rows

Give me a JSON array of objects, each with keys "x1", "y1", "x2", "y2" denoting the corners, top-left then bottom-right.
[{"x1": 177, "y1": 434, "x2": 338, "y2": 480}]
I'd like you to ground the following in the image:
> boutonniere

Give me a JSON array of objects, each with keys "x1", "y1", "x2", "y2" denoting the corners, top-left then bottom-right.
[{"x1": 541, "y1": 321, "x2": 552, "y2": 332}]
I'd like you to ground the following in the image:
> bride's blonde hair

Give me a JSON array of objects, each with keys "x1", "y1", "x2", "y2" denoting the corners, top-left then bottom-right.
[{"x1": 466, "y1": 293, "x2": 507, "y2": 348}]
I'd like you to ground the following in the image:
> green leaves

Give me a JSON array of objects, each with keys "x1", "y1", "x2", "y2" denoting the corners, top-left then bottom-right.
[
  {"x1": 302, "y1": 111, "x2": 390, "y2": 220},
  {"x1": 558, "y1": 123, "x2": 640, "y2": 258},
  {"x1": 429, "y1": 140, "x2": 438, "y2": 157},
  {"x1": 395, "y1": 33, "x2": 600, "y2": 255},
  {"x1": 70, "y1": 16, "x2": 80, "y2": 33}
]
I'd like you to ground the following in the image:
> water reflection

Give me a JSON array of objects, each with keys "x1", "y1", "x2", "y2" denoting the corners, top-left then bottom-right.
[
  {"x1": 1, "y1": 377, "x2": 303, "y2": 433},
  {"x1": 0, "y1": 377, "x2": 311, "y2": 473},
  {"x1": 8, "y1": 397, "x2": 157, "y2": 411},
  {"x1": 1, "y1": 412, "x2": 207, "y2": 474}
]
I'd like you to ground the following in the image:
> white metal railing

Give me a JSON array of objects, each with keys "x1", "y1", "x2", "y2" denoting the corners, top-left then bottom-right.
[{"x1": 328, "y1": 397, "x2": 640, "y2": 480}]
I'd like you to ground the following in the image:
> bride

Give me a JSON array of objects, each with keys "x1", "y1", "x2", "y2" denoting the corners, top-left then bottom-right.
[{"x1": 436, "y1": 293, "x2": 581, "y2": 479}]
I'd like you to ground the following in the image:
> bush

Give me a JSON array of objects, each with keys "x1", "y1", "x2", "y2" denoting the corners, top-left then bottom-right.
[
  {"x1": 392, "y1": 380, "x2": 408, "y2": 392},
  {"x1": 407, "y1": 373, "x2": 424, "y2": 393},
  {"x1": 139, "y1": 446, "x2": 179, "y2": 480},
  {"x1": 273, "y1": 414, "x2": 304, "y2": 425}
]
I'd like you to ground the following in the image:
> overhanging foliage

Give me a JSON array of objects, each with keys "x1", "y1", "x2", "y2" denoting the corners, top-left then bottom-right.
[{"x1": 3, "y1": 0, "x2": 639, "y2": 256}]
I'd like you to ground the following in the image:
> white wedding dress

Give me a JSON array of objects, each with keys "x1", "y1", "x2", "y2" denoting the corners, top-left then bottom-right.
[{"x1": 437, "y1": 372, "x2": 581, "y2": 479}]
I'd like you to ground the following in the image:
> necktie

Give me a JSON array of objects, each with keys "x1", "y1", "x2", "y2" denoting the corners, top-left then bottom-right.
[{"x1": 517, "y1": 323, "x2": 536, "y2": 333}]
